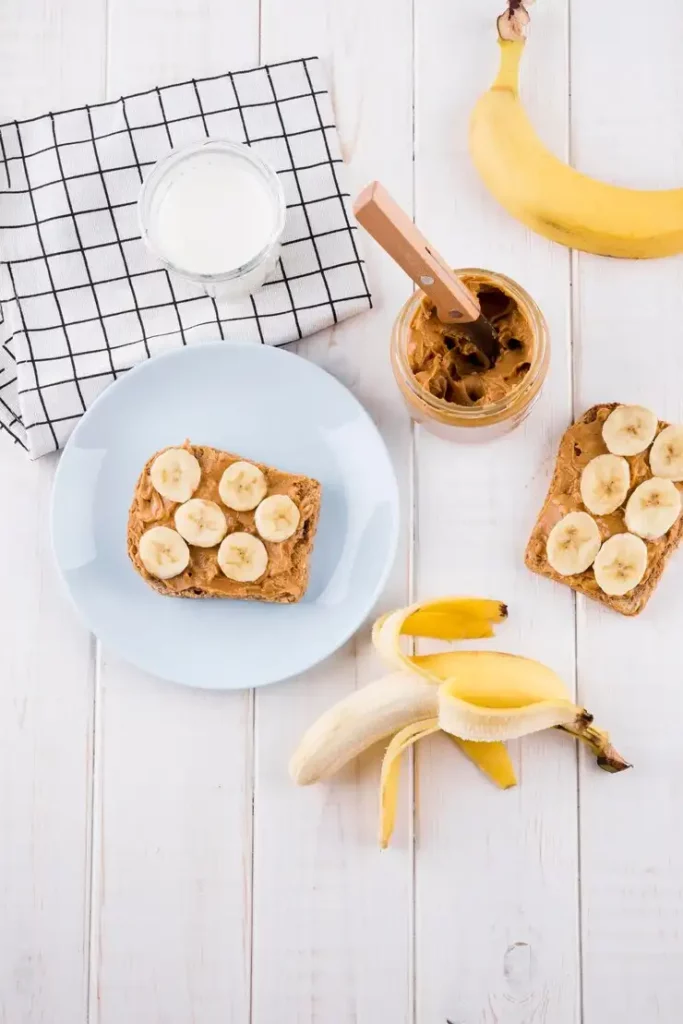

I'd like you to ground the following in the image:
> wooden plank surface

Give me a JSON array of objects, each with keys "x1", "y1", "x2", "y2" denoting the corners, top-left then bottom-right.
[
  {"x1": 0, "y1": 3, "x2": 104, "y2": 1022},
  {"x1": 1, "y1": 0, "x2": 683, "y2": 1021},
  {"x1": 571, "y1": 1, "x2": 683, "y2": 1021},
  {"x1": 412, "y1": 2, "x2": 579, "y2": 1022},
  {"x1": 87, "y1": 5, "x2": 260, "y2": 1022},
  {"x1": 251, "y1": 1, "x2": 414, "y2": 1022}
]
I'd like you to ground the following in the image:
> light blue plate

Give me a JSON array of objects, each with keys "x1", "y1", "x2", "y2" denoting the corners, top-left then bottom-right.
[{"x1": 51, "y1": 341, "x2": 399, "y2": 690}]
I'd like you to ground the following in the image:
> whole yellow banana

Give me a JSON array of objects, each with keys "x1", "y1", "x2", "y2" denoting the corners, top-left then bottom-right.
[{"x1": 469, "y1": 15, "x2": 683, "y2": 258}]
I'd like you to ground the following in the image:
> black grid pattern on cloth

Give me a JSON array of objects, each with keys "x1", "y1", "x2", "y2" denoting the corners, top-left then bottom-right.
[{"x1": 0, "y1": 56, "x2": 371, "y2": 458}]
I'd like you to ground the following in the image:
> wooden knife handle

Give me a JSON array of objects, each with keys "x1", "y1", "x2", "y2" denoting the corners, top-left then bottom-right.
[{"x1": 352, "y1": 181, "x2": 481, "y2": 324}]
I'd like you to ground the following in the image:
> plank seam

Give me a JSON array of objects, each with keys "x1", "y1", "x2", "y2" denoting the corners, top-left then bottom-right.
[
  {"x1": 409, "y1": 1, "x2": 417, "y2": 1021},
  {"x1": 567, "y1": 0, "x2": 585, "y2": 1018},
  {"x1": 247, "y1": 687, "x2": 256, "y2": 1024},
  {"x1": 86, "y1": 648, "x2": 104, "y2": 1024},
  {"x1": 87, "y1": 10, "x2": 109, "y2": 1019}
]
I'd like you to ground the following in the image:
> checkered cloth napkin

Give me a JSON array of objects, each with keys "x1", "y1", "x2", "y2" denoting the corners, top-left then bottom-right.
[{"x1": 0, "y1": 57, "x2": 371, "y2": 458}]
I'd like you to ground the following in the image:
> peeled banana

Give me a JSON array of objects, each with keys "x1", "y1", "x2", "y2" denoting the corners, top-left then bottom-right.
[
  {"x1": 290, "y1": 597, "x2": 629, "y2": 848},
  {"x1": 470, "y1": 5, "x2": 683, "y2": 259},
  {"x1": 289, "y1": 671, "x2": 439, "y2": 786}
]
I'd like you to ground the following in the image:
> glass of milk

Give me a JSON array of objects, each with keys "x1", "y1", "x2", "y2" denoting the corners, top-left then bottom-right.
[{"x1": 138, "y1": 139, "x2": 286, "y2": 300}]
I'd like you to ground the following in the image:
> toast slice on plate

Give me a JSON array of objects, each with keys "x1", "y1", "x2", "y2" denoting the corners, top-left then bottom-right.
[{"x1": 128, "y1": 441, "x2": 321, "y2": 604}]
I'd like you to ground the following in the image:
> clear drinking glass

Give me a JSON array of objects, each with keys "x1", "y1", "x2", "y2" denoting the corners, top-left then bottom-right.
[{"x1": 138, "y1": 139, "x2": 286, "y2": 300}]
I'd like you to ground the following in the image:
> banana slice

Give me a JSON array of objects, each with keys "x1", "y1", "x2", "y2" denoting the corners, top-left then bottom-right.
[
  {"x1": 602, "y1": 405, "x2": 658, "y2": 457},
  {"x1": 624, "y1": 477, "x2": 681, "y2": 540},
  {"x1": 149, "y1": 448, "x2": 201, "y2": 503},
  {"x1": 138, "y1": 526, "x2": 190, "y2": 579},
  {"x1": 649, "y1": 425, "x2": 683, "y2": 480},
  {"x1": 546, "y1": 511, "x2": 601, "y2": 576},
  {"x1": 580, "y1": 454, "x2": 630, "y2": 515},
  {"x1": 217, "y1": 532, "x2": 268, "y2": 582},
  {"x1": 219, "y1": 461, "x2": 268, "y2": 512},
  {"x1": 174, "y1": 498, "x2": 228, "y2": 547},
  {"x1": 254, "y1": 494, "x2": 300, "y2": 542},
  {"x1": 593, "y1": 533, "x2": 647, "y2": 596}
]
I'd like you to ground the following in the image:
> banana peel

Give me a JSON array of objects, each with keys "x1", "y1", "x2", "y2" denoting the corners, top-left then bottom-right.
[
  {"x1": 399, "y1": 597, "x2": 507, "y2": 641},
  {"x1": 290, "y1": 597, "x2": 630, "y2": 848},
  {"x1": 451, "y1": 737, "x2": 517, "y2": 790},
  {"x1": 380, "y1": 718, "x2": 440, "y2": 849}
]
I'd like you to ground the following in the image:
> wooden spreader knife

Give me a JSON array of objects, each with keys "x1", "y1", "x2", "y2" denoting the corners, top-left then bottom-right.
[{"x1": 352, "y1": 181, "x2": 500, "y2": 363}]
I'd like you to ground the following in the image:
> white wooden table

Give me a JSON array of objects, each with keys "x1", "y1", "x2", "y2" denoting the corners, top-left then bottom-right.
[{"x1": 2, "y1": 1, "x2": 683, "y2": 1021}]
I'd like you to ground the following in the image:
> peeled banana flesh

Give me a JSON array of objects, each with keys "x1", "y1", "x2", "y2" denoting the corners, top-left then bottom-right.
[
  {"x1": 289, "y1": 671, "x2": 439, "y2": 786},
  {"x1": 290, "y1": 597, "x2": 629, "y2": 848}
]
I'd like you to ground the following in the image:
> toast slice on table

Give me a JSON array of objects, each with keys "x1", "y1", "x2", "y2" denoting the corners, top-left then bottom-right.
[
  {"x1": 128, "y1": 441, "x2": 321, "y2": 604},
  {"x1": 525, "y1": 403, "x2": 683, "y2": 616}
]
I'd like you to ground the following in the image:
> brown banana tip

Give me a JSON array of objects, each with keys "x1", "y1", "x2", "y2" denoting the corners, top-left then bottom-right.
[
  {"x1": 499, "y1": 602, "x2": 509, "y2": 619},
  {"x1": 558, "y1": 718, "x2": 630, "y2": 775},
  {"x1": 597, "y1": 749, "x2": 632, "y2": 774},
  {"x1": 497, "y1": 2, "x2": 530, "y2": 41}
]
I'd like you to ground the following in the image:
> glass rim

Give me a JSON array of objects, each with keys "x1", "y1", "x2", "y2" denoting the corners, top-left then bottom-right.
[
  {"x1": 392, "y1": 268, "x2": 548, "y2": 422},
  {"x1": 137, "y1": 138, "x2": 287, "y2": 283}
]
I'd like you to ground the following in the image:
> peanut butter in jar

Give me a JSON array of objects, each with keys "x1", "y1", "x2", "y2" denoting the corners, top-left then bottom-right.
[{"x1": 390, "y1": 269, "x2": 549, "y2": 441}]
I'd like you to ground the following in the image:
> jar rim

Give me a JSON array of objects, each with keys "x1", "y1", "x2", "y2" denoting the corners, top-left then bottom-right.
[
  {"x1": 392, "y1": 269, "x2": 548, "y2": 422},
  {"x1": 138, "y1": 138, "x2": 287, "y2": 284}
]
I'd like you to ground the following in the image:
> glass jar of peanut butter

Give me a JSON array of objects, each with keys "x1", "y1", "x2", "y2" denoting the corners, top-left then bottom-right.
[{"x1": 390, "y1": 269, "x2": 549, "y2": 441}]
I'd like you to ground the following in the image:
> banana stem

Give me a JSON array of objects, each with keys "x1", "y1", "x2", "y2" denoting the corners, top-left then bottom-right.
[
  {"x1": 498, "y1": 2, "x2": 530, "y2": 43},
  {"x1": 558, "y1": 712, "x2": 631, "y2": 774}
]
